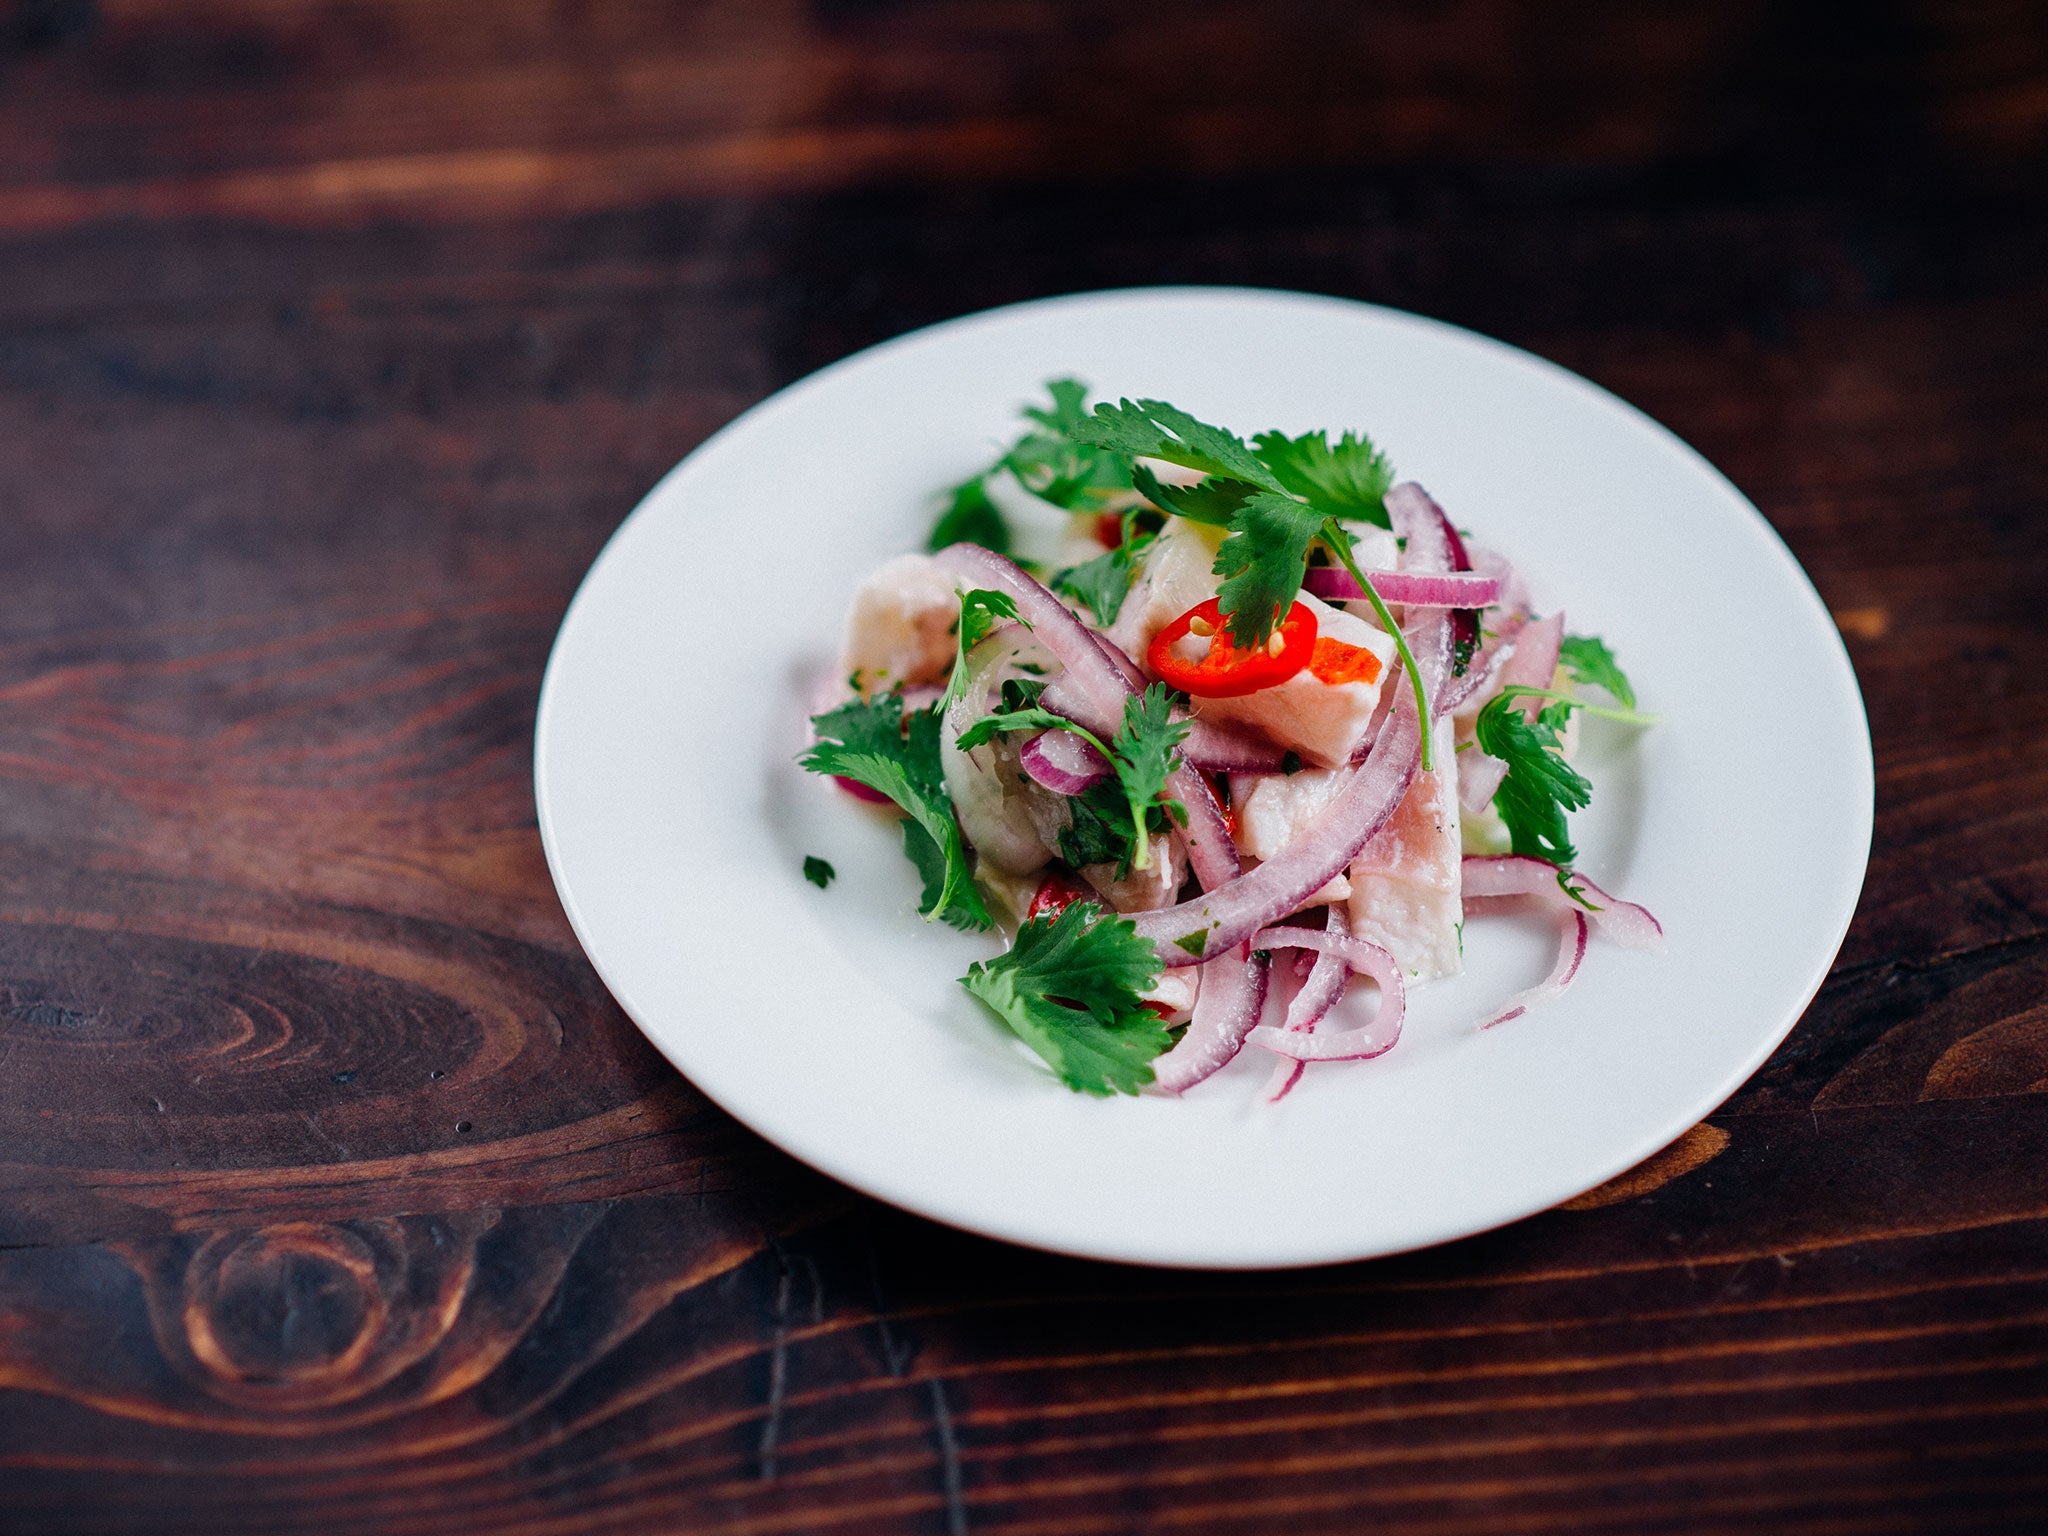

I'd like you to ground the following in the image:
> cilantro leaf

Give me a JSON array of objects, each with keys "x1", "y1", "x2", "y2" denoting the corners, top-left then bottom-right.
[
  {"x1": 1058, "y1": 782, "x2": 1138, "y2": 872},
  {"x1": 1110, "y1": 683, "x2": 1192, "y2": 834},
  {"x1": 800, "y1": 694, "x2": 991, "y2": 930},
  {"x1": 1069, "y1": 399, "x2": 1285, "y2": 491},
  {"x1": 1052, "y1": 547, "x2": 1134, "y2": 627},
  {"x1": 1211, "y1": 491, "x2": 1325, "y2": 646},
  {"x1": 927, "y1": 380, "x2": 1131, "y2": 552},
  {"x1": 1072, "y1": 403, "x2": 1372, "y2": 650},
  {"x1": 1559, "y1": 634, "x2": 1637, "y2": 711},
  {"x1": 1019, "y1": 377, "x2": 1092, "y2": 435},
  {"x1": 1004, "y1": 378, "x2": 1133, "y2": 510},
  {"x1": 928, "y1": 475, "x2": 1009, "y2": 554},
  {"x1": 940, "y1": 588, "x2": 1020, "y2": 712},
  {"x1": 1131, "y1": 464, "x2": 1262, "y2": 527},
  {"x1": 802, "y1": 855, "x2": 835, "y2": 889},
  {"x1": 1474, "y1": 691, "x2": 1593, "y2": 867},
  {"x1": 1252, "y1": 429, "x2": 1394, "y2": 527},
  {"x1": 1052, "y1": 533, "x2": 1149, "y2": 626},
  {"x1": 960, "y1": 902, "x2": 1169, "y2": 1095}
]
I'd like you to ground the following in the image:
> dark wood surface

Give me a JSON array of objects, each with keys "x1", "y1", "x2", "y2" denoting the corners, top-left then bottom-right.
[{"x1": 2, "y1": 1, "x2": 2047, "y2": 1531}]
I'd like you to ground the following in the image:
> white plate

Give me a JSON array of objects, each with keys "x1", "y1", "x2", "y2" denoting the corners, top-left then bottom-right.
[{"x1": 535, "y1": 287, "x2": 1872, "y2": 1270}]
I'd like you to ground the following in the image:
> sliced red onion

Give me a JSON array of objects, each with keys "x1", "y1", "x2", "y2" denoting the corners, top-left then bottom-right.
[
  {"x1": 1283, "y1": 905, "x2": 1354, "y2": 1033},
  {"x1": 1470, "y1": 544, "x2": 1532, "y2": 615},
  {"x1": 1169, "y1": 765, "x2": 1241, "y2": 892},
  {"x1": 1501, "y1": 610, "x2": 1564, "y2": 695},
  {"x1": 1386, "y1": 482, "x2": 1476, "y2": 672},
  {"x1": 1440, "y1": 611, "x2": 1527, "y2": 717},
  {"x1": 1090, "y1": 631, "x2": 1147, "y2": 690},
  {"x1": 1461, "y1": 855, "x2": 1664, "y2": 950},
  {"x1": 1261, "y1": 905, "x2": 1351, "y2": 1103},
  {"x1": 1458, "y1": 611, "x2": 1564, "y2": 814},
  {"x1": 1179, "y1": 719, "x2": 1287, "y2": 774},
  {"x1": 1149, "y1": 946, "x2": 1270, "y2": 1095},
  {"x1": 1018, "y1": 729, "x2": 1109, "y2": 795},
  {"x1": 1480, "y1": 908, "x2": 1588, "y2": 1029},
  {"x1": 935, "y1": 544, "x2": 1242, "y2": 893},
  {"x1": 1459, "y1": 753, "x2": 1509, "y2": 817},
  {"x1": 1131, "y1": 699, "x2": 1422, "y2": 965},
  {"x1": 935, "y1": 544, "x2": 1132, "y2": 724},
  {"x1": 834, "y1": 776, "x2": 892, "y2": 805},
  {"x1": 1243, "y1": 926, "x2": 1406, "y2": 1061},
  {"x1": 1303, "y1": 566, "x2": 1501, "y2": 608}
]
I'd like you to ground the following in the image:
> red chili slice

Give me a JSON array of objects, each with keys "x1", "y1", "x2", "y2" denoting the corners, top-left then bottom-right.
[{"x1": 1145, "y1": 598, "x2": 1317, "y2": 698}]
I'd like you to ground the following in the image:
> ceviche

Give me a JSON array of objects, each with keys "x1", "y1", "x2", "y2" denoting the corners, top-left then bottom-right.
[{"x1": 800, "y1": 382, "x2": 1661, "y2": 1098}]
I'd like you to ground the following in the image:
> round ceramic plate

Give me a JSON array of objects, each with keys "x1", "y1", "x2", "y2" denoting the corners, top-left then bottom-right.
[{"x1": 535, "y1": 287, "x2": 1872, "y2": 1269}]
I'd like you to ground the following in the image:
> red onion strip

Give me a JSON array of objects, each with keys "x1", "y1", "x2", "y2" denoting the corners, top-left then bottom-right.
[
  {"x1": 935, "y1": 543, "x2": 1243, "y2": 892},
  {"x1": 1460, "y1": 855, "x2": 1664, "y2": 950},
  {"x1": 1480, "y1": 908, "x2": 1588, "y2": 1030},
  {"x1": 1470, "y1": 544, "x2": 1532, "y2": 615},
  {"x1": 1439, "y1": 611, "x2": 1527, "y2": 717},
  {"x1": 1149, "y1": 946, "x2": 1270, "y2": 1095},
  {"x1": 1243, "y1": 927, "x2": 1406, "y2": 1061},
  {"x1": 1284, "y1": 905, "x2": 1354, "y2": 1032},
  {"x1": 1385, "y1": 482, "x2": 1477, "y2": 671},
  {"x1": 935, "y1": 544, "x2": 1130, "y2": 721},
  {"x1": 1131, "y1": 700, "x2": 1422, "y2": 965},
  {"x1": 1303, "y1": 566, "x2": 1501, "y2": 608},
  {"x1": 1018, "y1": 729, "x2": 1109, "y2": 795},
  {"x1": 1261, "y1": 905, "x2": 1351, "y2": 1103}
]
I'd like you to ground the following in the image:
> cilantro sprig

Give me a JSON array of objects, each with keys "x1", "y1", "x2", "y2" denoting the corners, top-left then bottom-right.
[
  {"x1": 800, "y1": 693, "x2": 991, "y2": 931},
  {"x1": 960, "y1": 901, "x2": 1169, "y2": 1096},
  {"x1": 940, "y1": 588, "x2": 1020, "y2": 712},
  {"x1": 928, "y1": 380, "x2": 1134, "y2": 554},
  {"x1": 1472, "y1": 638, "x2": 1651, "y2": 868},
  {"x1": 1052, "y1": 511, "x2": 1156, "y2": 627},
  {"x1": 1559, "y1": 634, "x2": 1638, "y2": 711},
  {"x1": 957, "y1": 682, "x2": 1192, "y2": 872},
  {"x1": 1475, "y1": 692, "x2": 1592, "y2": 867}
]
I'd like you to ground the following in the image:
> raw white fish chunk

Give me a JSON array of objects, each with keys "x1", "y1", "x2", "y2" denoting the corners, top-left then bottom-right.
[
  {"x1": 839, "y1": 553, "x2": 961, "y2": 694},
  {"x1": 1192, "y1": 595, "x2": 1396, "y2": 767},
  {"x1": 1348, "y1": 715, "x2": 1462, "y2": 979}
]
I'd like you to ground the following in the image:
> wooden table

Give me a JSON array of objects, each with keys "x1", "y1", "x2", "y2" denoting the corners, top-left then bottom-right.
[{"x1": 3, "y1": 2, "x2": 2046, "y2": 1531}]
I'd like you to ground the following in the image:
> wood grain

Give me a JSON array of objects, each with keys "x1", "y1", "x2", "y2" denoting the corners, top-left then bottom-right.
[{"x1": 1, "y1": 0, "x2": 2046, "y2": 1531}]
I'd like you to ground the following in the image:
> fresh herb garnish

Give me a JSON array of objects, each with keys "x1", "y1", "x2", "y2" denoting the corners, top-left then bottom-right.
[
  {"x1": 802, "y1": 856, "x2": 835, "y2": 889},
  {"x1": 1052, "y1": 513, "x2": 1155, "y2": 626},
  {"x1": 960, "y1": 901, "x2": 1169, "y2": 1096},
  {"x1": 928, "y1": 379, "x2": 1133, "y2": 553},
  {"x1": 1252, "y1": 429, "x2": 1395, "y2": 526},
  {"x1": 1474, "y1": 691, "x2": 1591, "y2": 867},
  {"x1": 928, "y1": 475, "x2": 1008, "y2": 554},
  {"x1": 800, "y1": 693, "x2": 991, "y2": 931},
  {"x1": 1057, "y1": 780, "x2": 1171, "y2": 876},
  {"x1": 1558, "y1": 634, "x2": 1638, "y2": 711},
  {"x1": 940, "y1": 588, "x2": 1021, "y2": 712},
  {"x1": 957, "y1": 682, "x2": 1192, "y2": 871},
  {"x1": 1472, "y1": 634, "x2": 1655, "y2": 867}
]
